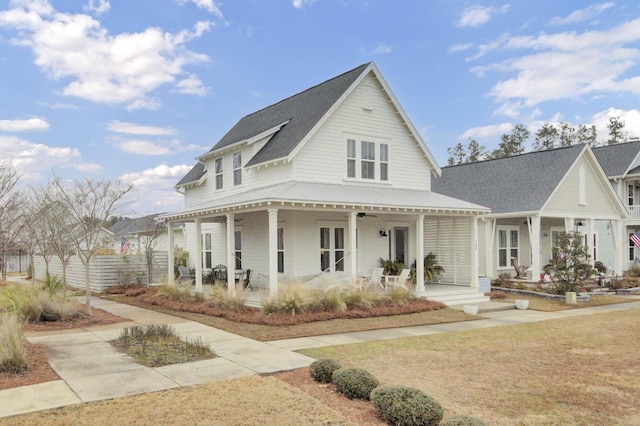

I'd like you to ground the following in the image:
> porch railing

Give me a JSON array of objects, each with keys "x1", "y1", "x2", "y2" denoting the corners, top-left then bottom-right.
[{"x1": 628, "y1": 205, "x2": 640, "y2": 219}]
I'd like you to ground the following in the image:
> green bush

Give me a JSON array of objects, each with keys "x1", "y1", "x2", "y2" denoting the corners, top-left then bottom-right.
[
  {"x1": 42, "y1": 272, "x2": 66, "y2": 296},
  {"x1": 439, "y1": 414, "x2": 487, "y2": 426},
  {"x1": 370, "y1": 385, "x2": 443, "y2": 426},
  {"x1": 332, "y1": 367, "x2": 379, "y2": 400},
  {"x1": 309, "y1": 358, "x2": 342, "y2": 383},
  {"x1": 0, "y1": 313, "x2": 26, "y2": 374}
]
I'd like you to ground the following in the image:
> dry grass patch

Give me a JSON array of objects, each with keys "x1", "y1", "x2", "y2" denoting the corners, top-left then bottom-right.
[
  {"x1": 1, "y1": 375, "x2": 355, "y2": 426},
  {"x1": 493, "y1": 294, "x2": 634, "y2": 311},
  {"x1": 301, "y1": 309, "x2": 640, "y2": 425}
]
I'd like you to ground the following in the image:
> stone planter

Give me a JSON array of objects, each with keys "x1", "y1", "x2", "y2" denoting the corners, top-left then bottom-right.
[
  {"x1": 463, "y1": 305, "x2": 479, "y2": 315},
  {"x1": 565, "y1": 291, "x2": 577, "y2": 304},
  {"x1": 515, "y1": 299, "x2": 529, "y2": 310}
]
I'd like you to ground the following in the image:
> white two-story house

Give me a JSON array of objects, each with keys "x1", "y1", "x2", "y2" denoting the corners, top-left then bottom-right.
[{"x1": 160, "y1": 62, "x2": 489, "y2": 301}]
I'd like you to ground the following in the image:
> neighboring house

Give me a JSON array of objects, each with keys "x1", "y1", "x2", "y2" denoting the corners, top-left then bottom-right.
[
  {"x1": 160, "y1": 62, "x2": 489, "y2": 300},
  {"x1": 593, "y1": 140, "x2": 640, "y2": 269},
  {"x1": 432, "y1": 144, "x2": 629, "y2": 280},
  {"x1": 109, "y1": 215, "x2": 185, "y2": 254}
]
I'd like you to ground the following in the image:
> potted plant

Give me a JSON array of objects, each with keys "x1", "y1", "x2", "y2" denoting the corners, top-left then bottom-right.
[{"x1": 410, "y1": 252, "x2": 445, "y2": 284}]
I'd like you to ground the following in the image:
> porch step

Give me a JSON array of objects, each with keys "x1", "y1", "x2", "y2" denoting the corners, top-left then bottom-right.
[{"x1": 416, "y1": 287, "x2": 490, "y2": 306}]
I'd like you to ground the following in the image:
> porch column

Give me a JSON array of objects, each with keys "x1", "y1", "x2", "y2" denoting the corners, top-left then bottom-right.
[
  {"x1": 194, "y1": 218, "x2": 203, "y2": 292},
  {"x1": 415, "y1": 214, "x2": 425, "y2": 293},
  {"x1": 268, "y1": 209, "x2": 279, "y2": 297},
  {"x1": 470, "y1": 216, "x2": 478, "y2": 289},
  {"x1": 226, "y1": 214, "x2": 236, "y2": 296},
  {"x1": 614, "y1": 219, "x2": 625, "y2": 275},
  {"x1": 529, "y1": 216, "x2": 541, "y2": 280},
  {"x1": 587, "y1": 218, "x2": 596, "y2": 265},
  {"x1": 485, "y1": 218, "x2": 496, "y2": 279},
  {"x1": 564, "y1": 218, "x2": 575, "y2": 233},
  {"x1": 167, "y1": 221, "x2": 175, "y2": 286},
  {"x1": 349, "y1": 211, "x2": 358, "y2": 282}
]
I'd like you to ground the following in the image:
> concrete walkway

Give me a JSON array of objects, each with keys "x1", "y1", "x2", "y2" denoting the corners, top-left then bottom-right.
[{"x1": 2, "y1": 285, "x2": 639, "y2": 419}]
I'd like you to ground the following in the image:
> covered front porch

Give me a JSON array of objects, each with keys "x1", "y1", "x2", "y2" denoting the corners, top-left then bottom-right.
[{"x1": 161, "y1": 182, "x2": 490, "y2": 300}]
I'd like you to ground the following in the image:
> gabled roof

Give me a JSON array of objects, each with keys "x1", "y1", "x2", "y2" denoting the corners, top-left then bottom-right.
[
  {"x1": 592, "y1": 140, "x2": 640, "y2": 179},
  {"x1": 432, "y1": 145, "x2": 586, "y2": 214},
  {"x1": 109, "y1": 215, "x2": 166, "y2": 237},
  {"x1": 176, "y1": 62, "x2": 439, "y2": 187}
]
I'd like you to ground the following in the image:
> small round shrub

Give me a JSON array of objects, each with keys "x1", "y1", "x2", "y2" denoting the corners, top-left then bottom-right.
[
  {"x1": 440, "y1": 414, "x2": 487, "y2": 426},
  {"x1": 370, "y1": 385, "x2": 443, "y2": 426},
  {"x1": 332, "y1": 367, "x2": 379, "y2": 400},
  {"x1": 309, "y1": 358, "x2": 342, "y2": 383}
]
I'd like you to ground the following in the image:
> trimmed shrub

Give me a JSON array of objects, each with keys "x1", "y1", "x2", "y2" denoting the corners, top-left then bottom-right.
[
  {"x1": 332, "y1": 367, "x2": 379, "y2": 400},
  {"x1": 309, "y1": 358, "x2": 342, "y2": 383},
  {"x1": 370, "y1": 385, "x2": 443, "y2": 426},
  {"x1": 440, "y1": 414, "x2": 487, "y2": 426},
  {"x1": 0, "y1": 313, "x2": 26, "y2": 374}
]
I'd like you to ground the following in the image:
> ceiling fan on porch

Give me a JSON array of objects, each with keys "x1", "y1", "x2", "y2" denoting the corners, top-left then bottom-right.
[{"x1": 357, "y1": 212, "x2": 377, "y2": 218}]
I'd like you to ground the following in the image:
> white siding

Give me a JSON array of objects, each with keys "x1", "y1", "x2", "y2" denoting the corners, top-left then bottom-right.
[
  {"x1": 293, "y1": 74, "x2": 434, "y2": 190},
  {"x1": 424, "y1": 216, "x2": 471, "y2": 284}
]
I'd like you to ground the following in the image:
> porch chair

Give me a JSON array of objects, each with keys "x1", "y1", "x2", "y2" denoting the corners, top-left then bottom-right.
[
  {"x1": 510, "y1": 257, "x2": 529, "y2": 279},
  {"x1": 239, "y1": 269, "x2": 252, "y2": 290},
  {"x1": 177, "y1": 266, "x2": 195, "y2": 285},
  {"x1": 364, "y1": 267, "x2": 385, "y2": 290},
  {"x1": 385, "y1": 268, "x2": 411, "y2": 290}
]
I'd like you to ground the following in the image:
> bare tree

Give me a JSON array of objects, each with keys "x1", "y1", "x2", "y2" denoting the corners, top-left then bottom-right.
[
  {"x1": 0, "y1": 161, "x2": 22, "y2": 280},
  {"x1": 50, "y1": 177, "x2": 132, "y2": 315}
]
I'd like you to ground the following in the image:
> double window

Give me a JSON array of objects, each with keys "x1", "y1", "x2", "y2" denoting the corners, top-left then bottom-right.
[
  {"x1": 498, "y1": 227, "x2": 519, "y2": 268},
  {"x1": 320, "y1": 226, "x2": 345, "y2": 272},
  {"x1": 346, "y1": 137, "x2": 389, "y2": 181}
]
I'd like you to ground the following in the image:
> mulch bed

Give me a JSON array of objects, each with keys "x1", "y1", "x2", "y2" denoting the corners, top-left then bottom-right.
[
  {"x1": 106, "y1": 286, "x2": 447, "y2": 326},
  {"x1": 0, "y1": 341, "x2": 60, "y2": 390},
  {"x1": 21, "y1": 305, "x2": 129, "y2": 332}
]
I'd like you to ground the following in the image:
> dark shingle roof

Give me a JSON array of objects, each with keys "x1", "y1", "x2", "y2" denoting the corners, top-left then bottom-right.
[
  {"x1": 176, "y1": 63, "x2": 371, "y2": 186},
  {"x1": 592, "y1": 140, "x2": 640, "y2": 178},
  {"x1": 109, "y1": 215, "x2": 165, "y2": 237},
  {"x1": 432, "y1": 145, "x2": 585, "y2": 214}
]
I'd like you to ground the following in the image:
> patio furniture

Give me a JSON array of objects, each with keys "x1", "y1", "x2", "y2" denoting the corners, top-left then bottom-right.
[
  {"x1": 363, "y1": 267, "x2": 385, "y2": 290},
  {"x1": 385, "y1": 268, "x2": 410, "y2": 290},
  {"x1": 213, "y1": 264, "x2": 227, "y2": 282},
  {"x1": 177, "y1": 266, "x2": 195, "y2": 285},
  {"x1": 510, "y1": 257, "x2": 529, "y2": 279},
  {"x1": 237, "y1": 269, "x2": 252, "y2": 290}
]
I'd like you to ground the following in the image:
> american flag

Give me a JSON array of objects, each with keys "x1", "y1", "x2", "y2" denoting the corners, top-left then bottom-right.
[
  {"x1": 120, "y1": 237, "x2": 131, "y2": 255},
  {"x1": 631, "y1": 230, "x2": 640, "y2": 250}
]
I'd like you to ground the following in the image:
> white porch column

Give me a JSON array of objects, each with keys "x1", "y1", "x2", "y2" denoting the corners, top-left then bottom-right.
[
  {"x1": 614, "y1": 219, "x2": 625, "y2": 275},
  {"x1": 194, "y1": 218, "x2": 203, "y2": 292},
  {"x1": 485, "y1": 218, "x2": 496, "y2": 279},
  {"x1": 226, "y1": 214, "x2": 236, "y2": 296},
  {"x1": 349, "y1": 212, "x2": 358, "y2": 282},
  {"x1": 587, "y1": 218, "x2": 596, "y2": 265},
  {"x1": 470, "y1": 216, "x2": 479, "y2": 289},
  {"x1": 268, "y1": 209, "x2": 279, "y2": 298},
  {"x1": 564, "y1": 218, "x2": 575, "y2": 233},
  {"x1": 529, "y1": 216, "x2": 541, "y2": 280},
  {"x1": 415, "y1": 215, "x2": 425, "y2": 293},
  {"x1": 167, "y1": 221, "x2": 175, "y2": 286}
]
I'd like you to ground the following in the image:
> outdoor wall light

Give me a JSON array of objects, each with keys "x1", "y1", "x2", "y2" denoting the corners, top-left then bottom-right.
[{"x1": 379, "y1": 229, "x2": 388, "y2": 237}]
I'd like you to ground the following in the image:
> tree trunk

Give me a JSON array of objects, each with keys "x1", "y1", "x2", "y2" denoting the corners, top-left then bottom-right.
[{"x1": 84, "y1": 261, "x2": 92, "y2": 316}]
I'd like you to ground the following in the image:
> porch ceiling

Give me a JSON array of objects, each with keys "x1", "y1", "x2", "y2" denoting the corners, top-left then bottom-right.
[{"x1": 159, "y1": 181, "x2": 490, "y2": 221}]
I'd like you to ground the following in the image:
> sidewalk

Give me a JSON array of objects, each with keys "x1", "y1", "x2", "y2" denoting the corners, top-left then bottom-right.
[{"x1": 2, "y1": 280, "x2": 639, "y2": 419}]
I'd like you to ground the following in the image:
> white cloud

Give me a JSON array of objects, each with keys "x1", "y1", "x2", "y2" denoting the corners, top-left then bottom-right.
[
  {"x1": 370, "y1": 44, "x2": 392, "y2": 55},
  {"x1": 107, "y1": 120, "x2": 176, "y2": 136},
  {"x1": 468, "y1": 18, "x2": 640, "y2": 116},
  {"x1": 449, "y1": 42, "x2": 473, "y2": 53},
  {"x1": 0, "y1": 118, "x2": 50, "y2": 132},
  {"x1": 176, "y1": 0, "x2": 223, "y2": 18},
  {"x1": 0, "y1": 135, "x2": 100, "y2": 180},
  {"x1": 456, "y1": 4, "x2": 509, "y2": 28},
  {"x1": 120, "y1": 164, "x2": 192, "y2": 215},
  {"x1": 548, "y1": 2, "x2": 614, "y2": 26},
  {"x1": 292, "y1": 0, "x2": 315, "y2": 9},
  {"x1": 175, "y1": 74, "x2": 209, "y2": 95},
  {"x1": 113, "y1": 137, "x2": 204, "y2": 156},
  {"x1": 591, "y1": 107, "x2": 640, "y2": 140},
  {"x1": 460, "y1": 122, "x2": 513, "y2": 140},
  {"x1": 84, "y1": 0, "x2": 110, "y2": 15},
  {"x1": 0, "y1": 1, "x2": 213, "y2": 109}
]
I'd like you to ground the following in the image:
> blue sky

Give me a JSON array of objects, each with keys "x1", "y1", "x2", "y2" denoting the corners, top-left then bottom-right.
[{"x1": 1, "y1": 0, "x2": 640, "y2": 216}]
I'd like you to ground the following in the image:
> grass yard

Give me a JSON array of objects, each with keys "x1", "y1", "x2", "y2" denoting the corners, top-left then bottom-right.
[
  {"x1": 493, "y1": 293, "x2": 634, "y2": 311},
  {"x1": 301, "y1": 308, "x2": 640, "y2": 425}
]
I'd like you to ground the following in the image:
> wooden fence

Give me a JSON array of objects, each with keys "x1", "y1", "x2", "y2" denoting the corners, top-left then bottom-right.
[{"x1": 33, "y1": 251, "x2": 168, "y2": 292}]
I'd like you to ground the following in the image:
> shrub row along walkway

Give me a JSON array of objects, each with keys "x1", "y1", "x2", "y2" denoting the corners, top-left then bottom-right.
[{"x1": 2, "y1": 285, "x2": 639, "y2": 419}]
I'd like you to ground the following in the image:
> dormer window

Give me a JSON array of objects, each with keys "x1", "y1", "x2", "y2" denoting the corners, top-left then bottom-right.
[
  {"x1": 233, "y1": 152, "x2": 242, "y2": 186},
  {"x1": 215, "y1": 158, "x2": 223, "y2": 190},
  {"x1": 345, "y1": 135, "x2": 389, "y2": 182}
]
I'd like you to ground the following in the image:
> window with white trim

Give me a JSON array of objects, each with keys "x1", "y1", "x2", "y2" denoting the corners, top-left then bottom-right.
[
  {"x1": 629, "y1": 184, "x2": 635, "y2": 207},
  {"x1": 630, "y1": 232, "x2": 637, "y2": 262},
  {"x1": 497, "y1": 227, "x2": 519, "y2": 268},
  {"x1": 233, "y1": 152, "x2": 242, "y2": 186},
  {"x1": 215, "y1": 158, "x2": 223, "y2": 190},
  {"x1": 234, "y1": 230, "x2": 242, "y2": 270},
  {"x1": 320, "y1": 226, "x2": 345, "y2": 272},
  {"x1": 277, "y1": 227, "x2": 284, "y2": 273},
  {"x1": 202, "y1": 233, "x2": 212, "y2": 269},
  {"x1": 345, "y1": 136, "x2": 389, "y2": 182}
]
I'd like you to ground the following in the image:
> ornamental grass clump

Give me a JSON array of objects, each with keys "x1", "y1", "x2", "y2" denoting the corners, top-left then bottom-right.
[
  {"x1": 0, "y1": 312, "x2": 26, "y2": 374},
  {"x1": 439, "y1": 414, "x2": 487, "y2": 426},
  {"x1": 210, "y1": 284, "x2": 247, "y2": 312},
  {"x1": 384, "y1": 286, "x2": 412, "y2": 305},
  {"x1": 370, "y1": 385, "x2": 443, "y2": 426},
  {"x1": 309, "y1": 358, "x2": 342, "y2": 383},
  {"x1": 332, "y1": 367, "x2": 379, "y2": 400}
]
